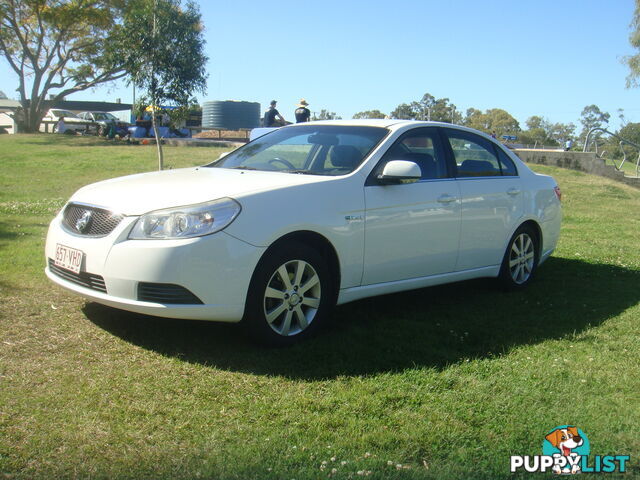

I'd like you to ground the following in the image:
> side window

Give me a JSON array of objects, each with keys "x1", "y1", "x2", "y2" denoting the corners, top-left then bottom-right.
[
  {"x1": 496, "y1": 147, "x2": 518, "y2": 176},
  {"x1": 379, "y1": 128, "x2": 448, "y2": 180},
  {"x1": 446, "y1": 130, "x2": 501, "y2": 177}
]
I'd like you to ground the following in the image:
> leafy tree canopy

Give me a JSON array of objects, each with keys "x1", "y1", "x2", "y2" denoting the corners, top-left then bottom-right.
[
  {"x1": 391, "y1": 93, "x2": 461, "y2": 123},
  {"x1": 625, "y1": 0, "x2": 640, "y2": 87},
  {"x1": 118, "y1": 0, "x2": 207, "y2": 169},
  {"x1": 312, "y1": 109, "x2": 341, "y2": 121},
  {"x1": 548, "y1": 122, "x2": 576, "y2": 144},
  {"x1": 119, "y1": 0, "x2": 207, "y2": 108},
  {"x1": 0, "y1": 0, "x2": 129, "y2": 131},
  {"x1": 518, "y1": 116, "x2": 576, "y2": 146},
  {"x1": 463, "y1": 108, "x2": 520, "y2": 136},
  {"x1": 525, "y1": 115, "x2": 548, "y2": 131},
  {"x1": 618, "y1": 121, "x2": 640, "y2": 144},
  {"x1": 580, "y1": 104, "x2": 610, "y2": 140},
  {"x1": 352, "y1": 109, "x2": 386, "y2": 119},
  {"x1": 389, "y1": 102, "x2": 416, "y2": 120}
]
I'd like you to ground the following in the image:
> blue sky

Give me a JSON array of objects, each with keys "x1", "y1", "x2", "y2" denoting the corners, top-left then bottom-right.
[{"x1": 1, "y1": 0, "x2": 638, "y2": 130}]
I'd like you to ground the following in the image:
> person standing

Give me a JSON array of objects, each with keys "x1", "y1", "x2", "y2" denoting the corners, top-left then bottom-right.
[
  {"x1": 264, "y1": 100, "x2": 285, "y2": 127},
  {"x1": 294, "y1": 99, "x2": 311, "y2": 123}
]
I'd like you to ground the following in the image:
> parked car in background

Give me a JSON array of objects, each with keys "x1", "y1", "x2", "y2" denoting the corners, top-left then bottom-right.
[
  {"x1": 40, "y1": 109, "x2": 90, "y2": 133},
  {"x1": 77, "y1": 111, "x2": 130, "y2": 135},
  {"x1": 45, "y1": 120, "x2": 562, "y2": 345}
]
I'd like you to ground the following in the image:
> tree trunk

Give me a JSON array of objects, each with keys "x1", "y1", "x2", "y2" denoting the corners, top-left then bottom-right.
[
  {"x1": 19, "y1": 97, "x2": 50, "y2": 133},
  {"x1": 150, "y1": 109, "x2": 164, "y2": 170},
  {"x1": 151, "y1": 2, "x2": 163, "y2": 171}
]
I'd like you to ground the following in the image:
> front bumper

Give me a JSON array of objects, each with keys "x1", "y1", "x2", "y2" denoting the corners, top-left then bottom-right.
[{"x1": 45, "y1": 213, "x2": 264, "y2": 322}]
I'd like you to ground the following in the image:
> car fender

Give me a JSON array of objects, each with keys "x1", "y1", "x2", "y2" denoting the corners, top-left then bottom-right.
[{"x1": 225, "y1": 177, "x2": 365, "y2": 289}]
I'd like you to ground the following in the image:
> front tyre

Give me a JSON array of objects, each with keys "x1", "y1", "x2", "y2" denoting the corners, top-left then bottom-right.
[
  {"x1": 499, "y1": 225, "x2": 539, "y2": 290},
  {"x1": 243, "y1": 242, "x2": 334, "y2": 346}
]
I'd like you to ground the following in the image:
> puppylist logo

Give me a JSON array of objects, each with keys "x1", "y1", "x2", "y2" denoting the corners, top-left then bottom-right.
[{"x1": 510, "y1": 425, "x2": 631, "y2": 474}]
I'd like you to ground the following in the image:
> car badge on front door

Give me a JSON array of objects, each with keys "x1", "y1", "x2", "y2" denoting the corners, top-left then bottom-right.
[{"x1": 75, "y1": 210, "x2": 93, "y2": 233}]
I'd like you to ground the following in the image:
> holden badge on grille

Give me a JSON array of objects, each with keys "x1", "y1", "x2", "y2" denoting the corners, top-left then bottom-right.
[{"x1": 75, "y1": 210, "x2": 93, "y2": 233}]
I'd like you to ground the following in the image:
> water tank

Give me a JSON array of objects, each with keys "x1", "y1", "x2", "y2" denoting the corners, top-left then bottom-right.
[{"x1": 202, "y1": 100, "x2": 260, "y2": 130}]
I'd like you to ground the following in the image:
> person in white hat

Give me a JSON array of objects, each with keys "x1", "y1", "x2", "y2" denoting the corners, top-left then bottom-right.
[{"x1": 294, "y1": 99, "x2": 311, "y2": 123}]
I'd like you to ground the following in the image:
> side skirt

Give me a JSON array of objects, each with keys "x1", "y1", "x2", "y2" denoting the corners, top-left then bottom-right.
[{"x1": 337, "y1": 265, "x2": 500, "y2": 305}]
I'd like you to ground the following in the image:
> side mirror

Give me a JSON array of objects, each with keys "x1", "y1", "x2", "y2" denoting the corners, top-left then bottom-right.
[{"x1": 377, "y1": 160, "x2": 422, "y2": 185}]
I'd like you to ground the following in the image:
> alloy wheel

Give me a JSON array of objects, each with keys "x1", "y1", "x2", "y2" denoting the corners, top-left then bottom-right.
[
  {"x1": 508, "y1": 233, "x2": 535, "y2": 284},
  {"x1": 263, "y1": 259, "x2": 322, "y2": 336}
]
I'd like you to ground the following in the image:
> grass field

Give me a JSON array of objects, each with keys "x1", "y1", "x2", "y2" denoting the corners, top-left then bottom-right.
[
  {"x1": 604, "y1": 156, "x2": 640, "y2": 177},
  {"x1": 1, "y1": 134, "x2": 639, "y2": 479}
]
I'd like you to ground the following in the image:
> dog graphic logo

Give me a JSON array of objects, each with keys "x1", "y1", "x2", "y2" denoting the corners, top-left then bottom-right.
[
  {"x1": 542, "y1": 425, "x2": 590, "y2": 474},
  {"x1": 512, "y1": 426, "x2": 629, "y2": 474}
]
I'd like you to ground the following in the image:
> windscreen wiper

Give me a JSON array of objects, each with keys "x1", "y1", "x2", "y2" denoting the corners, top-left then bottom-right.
[{"x1": 283, "y1": 169, "x2": 326, "y2": 175}]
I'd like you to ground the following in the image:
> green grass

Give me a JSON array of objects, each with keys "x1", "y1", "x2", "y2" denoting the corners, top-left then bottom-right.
[
  {"x1": 1, "y1": 134, "x2": 639, "y2": 479},
  {"x1": 601, "y1": 155, "x2": 640, "y2": 177}
]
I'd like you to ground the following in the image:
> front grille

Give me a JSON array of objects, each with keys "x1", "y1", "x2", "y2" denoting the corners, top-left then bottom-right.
[
  {"x1": 62, "y1": 203, "x2": 124, "y2": 237},
  {"x1": 48, "y1": 259, "x2": 107, "y2": 293},
  {"x1": 138, "y1": 283, "x2": 203, "y2": 304}
]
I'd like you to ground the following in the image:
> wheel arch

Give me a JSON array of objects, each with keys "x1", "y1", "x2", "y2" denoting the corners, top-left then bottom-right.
[
  {"x1": 255, "y1": 230, "x2": 341, "y2": 301},
  {"x1": 516, "y1": 219, "x2": 543, "y2": 260}
]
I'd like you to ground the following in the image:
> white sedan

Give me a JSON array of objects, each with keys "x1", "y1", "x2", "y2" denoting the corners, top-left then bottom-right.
[
  {"x1": 39, "y1": 109, "x2": 90, "y2": 133},
  {"x1": 45, "y1": 120, "x2": 562, "y2": 345}
]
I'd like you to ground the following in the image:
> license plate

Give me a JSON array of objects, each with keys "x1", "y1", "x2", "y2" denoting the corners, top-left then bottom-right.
[{"x1": 54, "y1": 244, "x2": 84, "y2": 274}]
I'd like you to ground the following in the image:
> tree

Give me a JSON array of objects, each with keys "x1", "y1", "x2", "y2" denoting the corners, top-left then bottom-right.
[
  {"x1": 599, "y1": 121, "x2": 640, "y2": 161},
  {"x1": 618, "y1": 122, "x2": 640, "y2": 144},
  {"x1": 390, "y1": 92, "x2": 461, "y2": 123},
  {"x1": 119, "y1": 0, "x2": 207, "y2": 169},
  {"x1": 548, "y1": 122, "x2": 576, "y2": 144},
  {"x1": 0, "y1": 0, "x2": 129, "y2": 132},
  {"x1": 425, "y1": 95, "x2": 462, "y2": 124},
  {"x1": 580, "y1": 104, "x2": 610, "y2": 141},
  {"x1": 352, "y1": 109, "x2": 386, "y2": 119},
  {"x1": 517, "y1": 116, "x2": 575, "y2": 147},
  {"x1": 463, "y1": 108, "x2": 520, "y2": 136},
  {"x1": 312, "y1": 109, "x2": 341, "y2": 120},
  {"x1": 625, "y1": 0, "x2": 640, "y2": 87},
  {"x1": 464, "y1": 108, "x2": 483, "y2": 127},
  {"x1": 525, "y1": 115, "x2": 549, "y2": 131},
  {"x1": 390, "y1": 103, "x2": 416, "y2": 120},
  {"x1": 519, "y1": 116, "x2": 551, "y2": 145}
]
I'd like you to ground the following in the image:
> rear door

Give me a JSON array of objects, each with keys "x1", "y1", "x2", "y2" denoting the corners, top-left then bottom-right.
[{"x1": 442, "y1": 128, "x2": 523, "y2": 271}]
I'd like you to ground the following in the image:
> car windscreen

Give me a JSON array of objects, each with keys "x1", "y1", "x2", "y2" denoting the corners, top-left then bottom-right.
[{"x1": 206, "y1": 125, "x2": 388, "y2": 176}]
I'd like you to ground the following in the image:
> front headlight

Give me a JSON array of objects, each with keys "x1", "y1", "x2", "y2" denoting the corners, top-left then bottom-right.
[{"x1": 128, "y1": 198, "x2": 241, "y2": 240}]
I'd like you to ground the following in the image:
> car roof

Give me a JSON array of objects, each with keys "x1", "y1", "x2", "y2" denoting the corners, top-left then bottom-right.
[
  {"x1": 286, "y1": 119, "x2": 498, "y2": 139},
  {"x1": 304, "y1": 119, "x2": 405, "y2": 128},
  {"x1": 290, "y1": 120, "x2": 515, "y2": 156}
]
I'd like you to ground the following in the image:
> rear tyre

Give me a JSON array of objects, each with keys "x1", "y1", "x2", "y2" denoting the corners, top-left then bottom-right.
[
  {"x1": 243, "y1": 242, "x2": 334, "y2": 346},
  {"x1": 499, "y1": 225, "x2": 539, "y2": 290}
]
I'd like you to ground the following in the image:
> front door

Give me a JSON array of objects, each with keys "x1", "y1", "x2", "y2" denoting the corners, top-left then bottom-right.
[{"x1": 362, "y1": 127, "x2": 461, "y2": 285}]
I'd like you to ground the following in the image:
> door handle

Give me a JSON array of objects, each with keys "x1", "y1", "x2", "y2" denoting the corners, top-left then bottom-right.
[
  {"x1": 437, "y1": 194, "x2": 457, "y2": 204},
  {"x1": 507, "y1": 188, "x2": 521, "y2": 196}
]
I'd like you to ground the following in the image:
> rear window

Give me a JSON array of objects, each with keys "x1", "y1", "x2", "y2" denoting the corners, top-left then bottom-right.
[{"x1": 444, "y1": 129, "x2": 518, "y2": 177}]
